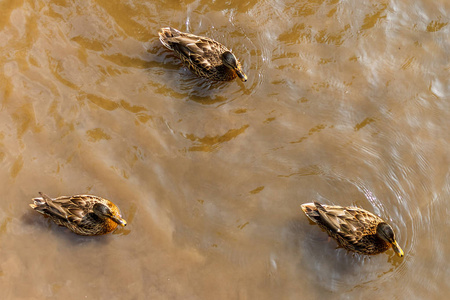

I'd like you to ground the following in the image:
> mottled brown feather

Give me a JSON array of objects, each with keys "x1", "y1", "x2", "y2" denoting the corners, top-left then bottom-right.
[
  {"x1": 158, "y1": 27, "x2": 245, "y2": 81},
  {"x1": 301, "y1": 202, "x2": 393, "y2": 255},
  {"x1": 30, "y1": 193, "x2": 126, "y2": 236}
]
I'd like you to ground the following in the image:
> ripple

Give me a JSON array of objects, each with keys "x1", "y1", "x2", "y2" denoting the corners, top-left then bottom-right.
[{"x1": 154, "y1": 11, "x2": 264, "y2": 106}]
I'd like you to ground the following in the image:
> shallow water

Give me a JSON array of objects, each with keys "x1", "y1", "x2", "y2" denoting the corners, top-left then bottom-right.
[{"x1": 0, "y1": 0, "x2": 449, "y2": 299}]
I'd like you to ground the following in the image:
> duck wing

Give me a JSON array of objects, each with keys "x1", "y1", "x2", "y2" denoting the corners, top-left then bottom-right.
[
  {"x1": 32, "y1": 193, "x2": 95, "y2": 223},
  {"x1": 314, "y1": 202, "x2": 381, "y2": 242},
  {"x1": 159, "y1": 27, "x2": 224, "y2": 70}
]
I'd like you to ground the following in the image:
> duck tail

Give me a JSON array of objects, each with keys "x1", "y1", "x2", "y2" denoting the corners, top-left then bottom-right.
[
  {"x1": 313, "y1": 201, "x2": 327, "y2": 212},
  {"x1": 30, "y1": 192, "x2": 52, "y2": 210},
  {"x1": 158, "y1": 27, "x2": 180, "y2": 50},
  {"x1": 301, "y1": 202, "x2": 320, "y2": 223}
]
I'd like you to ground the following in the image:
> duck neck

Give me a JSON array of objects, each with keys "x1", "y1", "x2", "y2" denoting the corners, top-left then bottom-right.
[{"x1": 215, "y1": 64, "x2": 237, "y2": 80}]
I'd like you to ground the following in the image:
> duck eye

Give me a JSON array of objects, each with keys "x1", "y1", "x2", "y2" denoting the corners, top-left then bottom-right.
[
  {"x1": 388, "y1": 229, "x2": 395, "y2": 239},
  {"x1": 383, "y1": 226, "x2": 395, "y2": 241},
  {"x1": 94, "y1": 203, "x2": 111, "y2": 215},
  {"x1": 223, "y1": 52, "x2": 237, "y2": 67}
]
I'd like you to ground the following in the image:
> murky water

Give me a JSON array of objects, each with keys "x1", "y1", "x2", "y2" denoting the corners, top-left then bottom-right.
[{"x1": 0, "y1": 0, "x2": 449, "y2": 299}]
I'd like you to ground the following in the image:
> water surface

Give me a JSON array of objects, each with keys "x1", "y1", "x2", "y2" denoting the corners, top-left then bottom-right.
[{"x1": 0, "y1": 0, "x2": 449, "y2": 299}]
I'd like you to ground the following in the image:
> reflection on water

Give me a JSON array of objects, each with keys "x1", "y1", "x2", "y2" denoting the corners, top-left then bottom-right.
[{"x1": 0, "y1": 0, "x2": 449, "y2": 299}]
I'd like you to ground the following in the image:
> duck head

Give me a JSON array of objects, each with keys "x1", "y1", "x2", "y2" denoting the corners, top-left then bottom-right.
[
  {"x1": 222, "y1": 51, "x2": 247, "y2": 82},
  {"x1": 376, "y1": 222, "x2": 404, "y2": 257},
  {"x1": 93, "y1": 203, "x2": 127, "y2": 227}
]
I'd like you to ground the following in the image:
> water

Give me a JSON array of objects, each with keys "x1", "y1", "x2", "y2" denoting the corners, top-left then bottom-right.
[{"x1": 0, "y1": 0, "x2": 449, "y2": 299}]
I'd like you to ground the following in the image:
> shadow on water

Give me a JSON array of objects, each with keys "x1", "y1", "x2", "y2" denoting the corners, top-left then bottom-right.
[
  {"x1": 150, "y1": 56, "x2": 246, "y2": 105},
  {"x1": 286, "y1": 216, "x2": 399, "y2": 293},
  {"x1": 22, "y1": 210, "x2": 120, "y2": 246},
  {"x1": 145, "y1": 30, "x2": 257, "y2": 106}
]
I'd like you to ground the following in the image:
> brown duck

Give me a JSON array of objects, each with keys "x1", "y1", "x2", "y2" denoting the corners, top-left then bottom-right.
[
  {"x1": 30, "y1": 192, "x2": 127, "y2": 236},
  {"x1": 301, "y1": 202, "x2": 404, "y2": 257},
  {"x1": 158, "y1": 27, "x2": 247, "y2": 82}
]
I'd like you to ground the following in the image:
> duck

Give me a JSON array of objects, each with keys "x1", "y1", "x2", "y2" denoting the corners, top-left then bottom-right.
[
  {"x1": 301, "y1": 202, "x2": 404, "y2": 257},
  {"x1": 158, "y1": 27, "x2": 247, "y2": 82},
  {"x1": 30, "y1": 192, "x2": 127, "y2": 236}
]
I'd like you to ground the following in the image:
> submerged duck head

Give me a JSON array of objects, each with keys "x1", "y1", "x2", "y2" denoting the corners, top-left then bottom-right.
[
  {"x1": 93, "y1": 203, "x2": 127, "y2": 227},
  {"x1": 222, "y1": 51, "x2": 247, "y2": 82},
  {"x1": 376, "y1": 222, "x2": 404, "y2": 257}
]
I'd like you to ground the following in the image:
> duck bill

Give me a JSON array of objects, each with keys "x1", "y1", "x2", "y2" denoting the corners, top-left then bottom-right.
[
  {"x1": 111, "y1": 216, "x2": 127, "y2": 227},
  {"x1": 391, "y1": 240, "x2": 404, "y2": 257},
  {"x1": 235, "y1": 67, "x2": 247, "y2": 82}
]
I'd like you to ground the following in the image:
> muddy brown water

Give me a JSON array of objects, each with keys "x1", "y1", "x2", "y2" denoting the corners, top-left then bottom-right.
[{"x1": 0, "y1": 0, "x2": 449, "y2": 299}]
